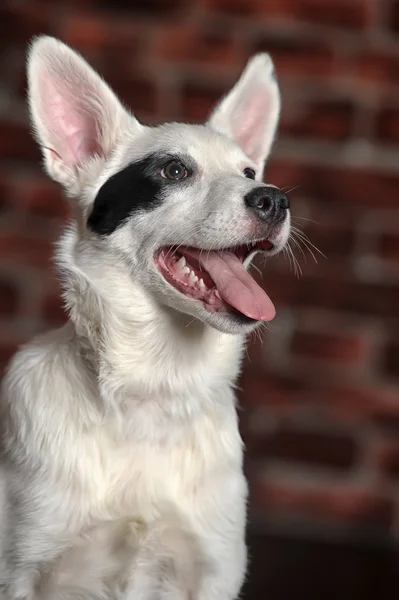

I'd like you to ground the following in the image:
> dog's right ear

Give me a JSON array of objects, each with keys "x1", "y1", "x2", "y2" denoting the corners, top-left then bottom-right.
[{"x1": 27, "y1": 36, "x2": 138, "y2": 191}]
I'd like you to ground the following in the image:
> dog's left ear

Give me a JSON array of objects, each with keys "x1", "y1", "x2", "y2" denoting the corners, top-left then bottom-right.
[{"x1": 207, "y1": 54, "x2": 280, "y2": 175}]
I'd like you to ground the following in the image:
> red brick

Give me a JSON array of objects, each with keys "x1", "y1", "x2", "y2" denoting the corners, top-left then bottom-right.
[
  {"x1": 261, "y1": 0, "x2": 371, "y2": 29},
  {"x1": 383, "y1": 341, "x2": 399, "y2": 379},
  {"x1": 62, "y1": 14, "x2": 141, "y2": 67},
  {"x1": 100, "y1": 32, "x2": 142, "y2": 79},
  {"x1": 281, "y1": 99, "x2": 356, "y2": 141},
  {"x1": 377, "y1": 232, "x2": 399, "y2": 265},
  {"x1": 357, "y1": 51, "x2": 399, "y2": 87},
  {"x1": 297, "y1": 276, "x2": 399, "y2": 317},
  {"x1": 375, "y1": 107, "x2": 399, "y2": 145},
  {"x1": 153, "y1": 24, "x2": 242, "y2": 67},
  {"x1": 268, "y1": 160, "x2": 399, "y2": 211},
  {"x1": 60, "y1": 13, "x2": 111, "y2": 52},
  {"x1": 105, "y1": 76, "x2": 158, "y2": 118},
  {"x1": 98, "y1": 0, "x2": 186, "y2": 16},
  {"x1": 35, "y1": 0, "x2": 93, "y2": 5},
  {"x1": 0, "y1": 178, "x2": 8, "y2": 213},
  {"x1": 0, "y1": 122, "x2": 40, "y2": 163},
  {"x1": 0, "y1": 4, "x2": 52, "y2": 46},
  {"x1": 309, "y1": 164, "x2": 399, "y2": 210},
  {"x1": 373, "y1": 440, "x2": 399, "y2": 479},
  {"x1": 245, "y1": 330, "x2": 266, "y2": 365},
  {"x1": 291, "y1": 331, "x2": 370, "y2": 364},
  {"x1": 205, "y1": 0, "x2": 370, "y2": 27},
  {"x1": 238, "y1": 368, "x2": 313, "y2": 415},
  {"x1": 254, "y1": 266, "x2": 399, "y2": 317},
  {"x1": 251, "y1": 36, "x2": 334, "y2": 77},
  {"x1": 0, "y1": 340, "x2": 20, "y2": 376},
  {"x1": 61, "y1": 17, "x2": 148, "y2": 107},
  {"x1": 321, "y1": 385, "x2": 399, "y2": 425},
  {"x1": 390, "y1": 0, "x2": 399, "y2": 33},
  {"x1": 298, "y1": 217, "x2": 355, "y2": 259},
  {"x1": 250, "y1": 427, "x2": 357, "y2": 469},
  {"x1": 0, "y1": 6, "x2": 18, "y2": 46},
  {"x1": 249, "y1": 268, "x2": 301, "y2": 306},
  {"x1": 0, "y1": 235, "x2": 53, "y2": 268},
  {"x1": 265, "y1": 158, "x2": 307, "y2": 188},
  {"x1": 181, "y1": 82, "x2": 226, "y2": 122},
  {"x1": 241, "y1": 369, "x2": 399, "y2": 426},
  {"x1": 42, "y1": 290, "x2": 67, "y2": 327},
  {"x1": 373, "y1": 413, "x2": 399, "y2": 432},
  {"x1": 9, "y1": 178, "x2": 69, "y2": 220},
  {"x1": 251, "y1": 478, "x2": 395, "y2": 530},
  {"x1": 202, "y1": 0, "x2": 260, "y2": 17},
  {"x1": 0, "y1": 280, "x2": 19, "y2": 316}
]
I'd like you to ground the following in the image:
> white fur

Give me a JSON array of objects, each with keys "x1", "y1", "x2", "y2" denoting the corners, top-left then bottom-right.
[{"x1": 0, "y1": 37, "x2": 288, "y2": 599}]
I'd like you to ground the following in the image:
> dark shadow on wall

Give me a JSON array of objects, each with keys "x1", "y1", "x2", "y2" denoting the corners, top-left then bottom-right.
[{"x1": 243, "y1": 527, "x2": 399, "y2": 600}]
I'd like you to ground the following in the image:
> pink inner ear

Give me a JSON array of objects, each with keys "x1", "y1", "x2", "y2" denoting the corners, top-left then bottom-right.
[
  {"x1": 234, "y1": 87, "x2": 273, "y2": 163},
  {"x1": 40, "y1": 72, "x2": 101, "y2": 167}
]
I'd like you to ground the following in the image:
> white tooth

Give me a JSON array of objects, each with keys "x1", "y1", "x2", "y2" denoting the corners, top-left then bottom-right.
[
  {"x1": 189, "y1": 271, "x2": 198, "y2": 285},
  {"x1": 177, "y1": 256, "x2": 186, "y2": 269},
  {"x1": 215, "y1": 290, "x2": 221, "y2": 299},
  {"x1": 182, "y1": 266, "x2": 190, "y2": 274},
  {"x1": 199, "y1": 279, "x2": 205, "y2": 289}
]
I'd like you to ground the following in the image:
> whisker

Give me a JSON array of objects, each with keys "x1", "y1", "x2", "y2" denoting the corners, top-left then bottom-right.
[
  {"x1": 251, "y1": 263, "x2": 262, "y2": 277},
  {"x1": 292, "y1": 216, "x2": 320, "y2": 224},
  {"x1": 284, "y1": 242, "x2": 301, "y2": 277},
  {"x1": 288, "y1": 242, "x2": 302, "y2": 277},
  {"x1": 281, "y1": 183, "x2": 303, "y2": 195},
  {"x1": 283, "y1": 245, "x2": 293, "y2": 273},
  {"x1": 258, "y1": 320, "x2": 271, "y2": 334},
  {"x1": 291, "y1": 229, "x2": 327, "y2": 260},
  {"x1": 290, "y1": 235, "x2": 307, "y2": 260},
  {"x1": 291, "y1": 232, "x2": 318, "y2": 264},
  {"x1": 185, "y1": 316, "x2": 199, "y2": 328}
]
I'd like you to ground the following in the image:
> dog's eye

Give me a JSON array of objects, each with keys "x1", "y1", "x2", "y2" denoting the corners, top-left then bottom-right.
[
  {"x1": 243, "y1": 168, "x2": 256, "y2": 180},
  {"x1": 161, "y1": 161, "x2": 188, "y2": 181}
]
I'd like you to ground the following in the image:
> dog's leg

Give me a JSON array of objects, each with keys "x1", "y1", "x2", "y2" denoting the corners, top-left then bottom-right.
[
  {"x1": 194, "y1": 475, "x2": 248, "y2": 600},
  {"x1": 196, "y1": 530, "x2": 247, "y2": 600},
  {"x1": 125, "y1": 527, "x2": 245, "y2": 600},
  {"x1": 35, "y1": 520, "x2": 137, "y2": 600},
  {"x1": 1, "y1": 482, "x2": 83, "y2": 600},
  {"x1": 123, "y1": 478, "x2": 247, "y2": 600},
  {"x1": 124, "y1": 517, "x2": 205, "y2": 600},
  {"x1": 3, "y1": 530, "x2": 71, "y2": 600}
]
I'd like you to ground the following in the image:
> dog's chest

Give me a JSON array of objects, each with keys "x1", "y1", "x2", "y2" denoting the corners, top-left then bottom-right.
[{"x1": 74, "y1": 399, "x2": 241, "y2": 522}]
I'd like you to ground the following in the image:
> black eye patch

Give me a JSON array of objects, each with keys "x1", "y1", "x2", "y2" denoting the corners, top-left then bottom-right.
[{"x1": 87, "y1": 155, "x2": 164, "y2": 236}]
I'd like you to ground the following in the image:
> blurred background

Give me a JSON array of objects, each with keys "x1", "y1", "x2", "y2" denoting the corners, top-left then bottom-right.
[{"x1": 1, "y1": 0, "x2": 399, "y2": 598}]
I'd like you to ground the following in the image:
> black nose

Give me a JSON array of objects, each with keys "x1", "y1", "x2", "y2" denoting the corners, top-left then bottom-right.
[{"x1": 244, "y1": 185, "x2": 290, "y2": 219}]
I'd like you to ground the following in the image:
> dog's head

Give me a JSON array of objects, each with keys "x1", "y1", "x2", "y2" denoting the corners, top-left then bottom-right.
[{"x1": 28, "y1": 36, "x2": 290, "y2": 335}]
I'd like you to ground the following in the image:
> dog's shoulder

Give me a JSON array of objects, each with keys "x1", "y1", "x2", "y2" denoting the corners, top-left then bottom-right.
[
  {"x1": 2, "y1": 324, "x2": 80, "y2": 395},
  {"x1": 0, "y1": 324, "x2": 99, "y2": 446}
]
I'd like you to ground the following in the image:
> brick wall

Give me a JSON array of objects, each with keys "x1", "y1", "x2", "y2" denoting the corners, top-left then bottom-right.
[{"x1": 1, "y1": 0, "x2": 399, "y2": 544}]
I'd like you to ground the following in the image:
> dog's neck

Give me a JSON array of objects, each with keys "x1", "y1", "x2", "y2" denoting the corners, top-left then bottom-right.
[{"x1": 58, "y1": 227, "x2": 245, "y2": 416}]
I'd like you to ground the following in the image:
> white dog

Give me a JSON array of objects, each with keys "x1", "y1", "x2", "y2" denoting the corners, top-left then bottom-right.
[{"x1": 0, "y1": 36, "x2": 290, "y2": 599}]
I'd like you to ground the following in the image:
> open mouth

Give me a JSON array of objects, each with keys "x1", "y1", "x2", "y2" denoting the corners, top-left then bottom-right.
[{"x1": 155, "y1": 240, "x2": 276, "y2": 322}]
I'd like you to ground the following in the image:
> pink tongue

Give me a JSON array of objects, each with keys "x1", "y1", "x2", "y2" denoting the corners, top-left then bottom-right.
[{"x1": 185, "y1": 249, "x2": 276, "y2": 321}]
